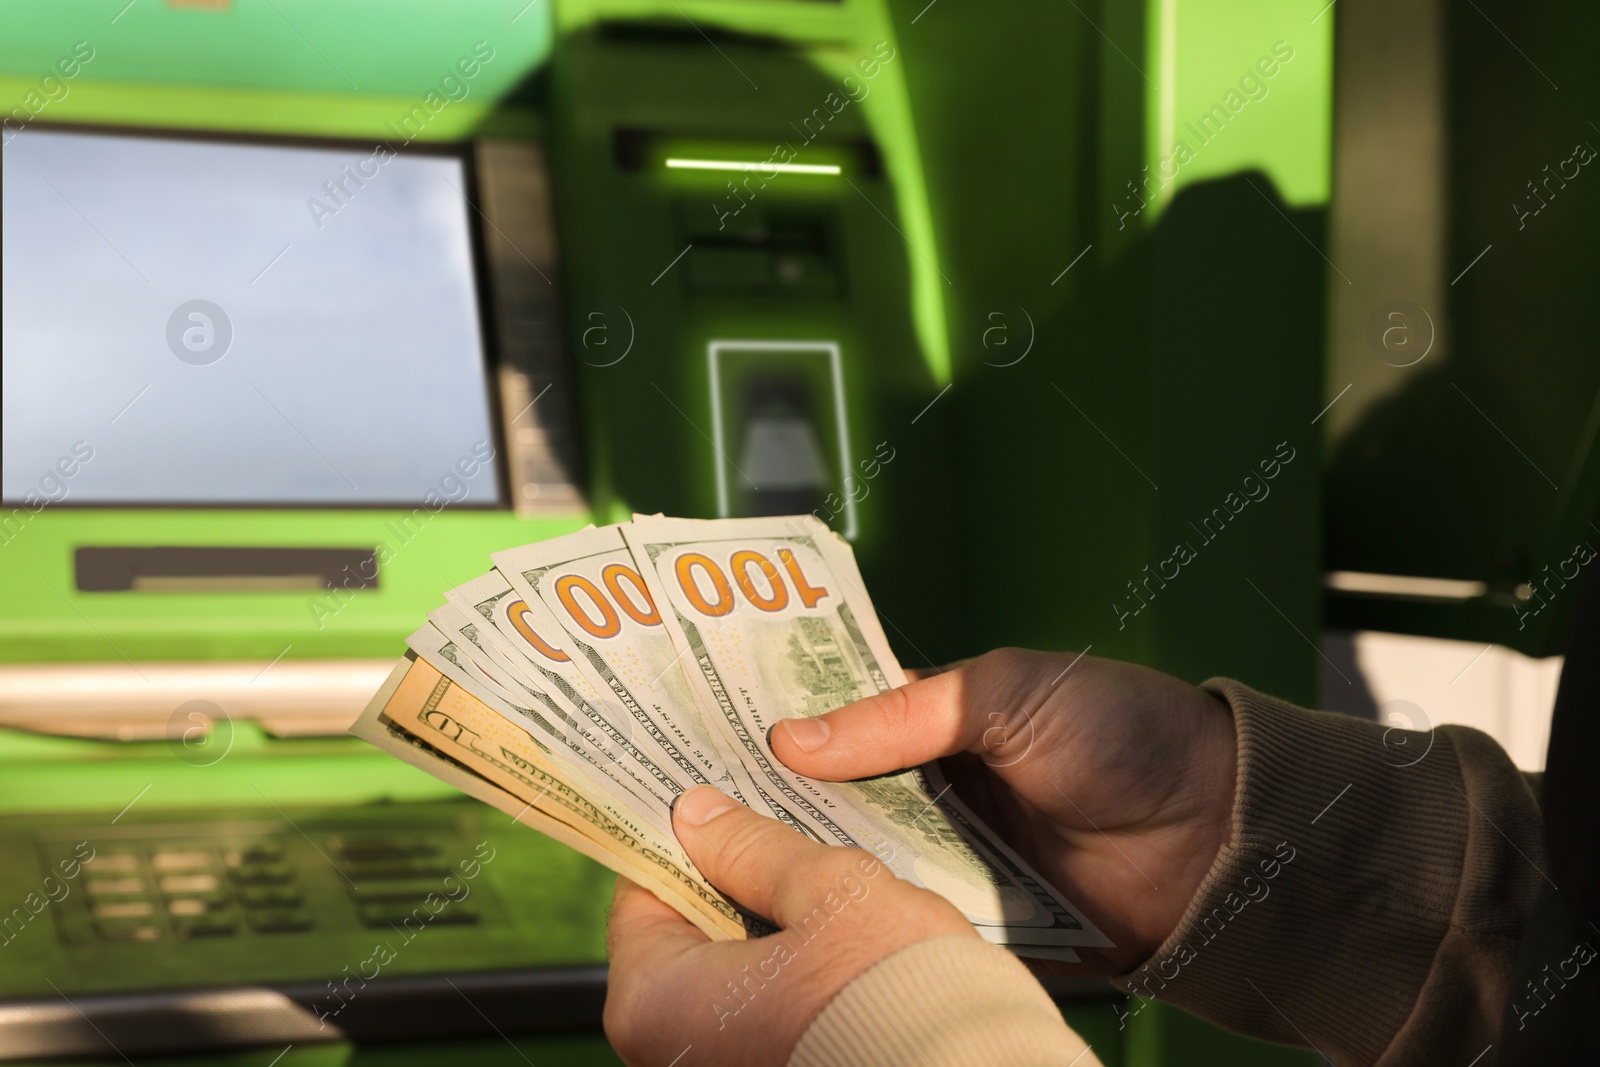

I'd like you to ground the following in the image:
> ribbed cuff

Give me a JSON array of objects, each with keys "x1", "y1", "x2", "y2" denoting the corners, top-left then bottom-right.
[
  {"x1": 790, "y1": 934, "x2": 1098, "y2": 1067},
  {"x1": 1113, "y1": 680, "x2": 1542, "y2": 1065}
]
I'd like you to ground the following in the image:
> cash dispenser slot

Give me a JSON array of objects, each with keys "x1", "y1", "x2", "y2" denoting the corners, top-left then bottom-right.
[
  {"x1": 680, "y1": 204, "x2": 844, "y2": 297},
  {"x1": 709, "y1": 341, "x2": 857, "y2": 537},
  {"x1": 74, "y1": 546, "x2": 379, "y2": 593}
]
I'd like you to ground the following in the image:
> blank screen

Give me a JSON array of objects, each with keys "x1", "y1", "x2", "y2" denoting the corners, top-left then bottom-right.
[{"x1": 2, "y1": 128, "x2": 502, "y2": 506}]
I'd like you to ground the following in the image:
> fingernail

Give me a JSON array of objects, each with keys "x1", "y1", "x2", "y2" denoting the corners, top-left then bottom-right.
[
  {"x1": 779, "y1": 717, "x2": 830, "y2": 753},
  {"x1": 675, "y1": 785, "x2": 737, "y2": 827}
]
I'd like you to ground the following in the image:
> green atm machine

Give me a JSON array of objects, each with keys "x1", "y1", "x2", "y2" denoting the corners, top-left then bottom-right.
[
  {"x1": 0, "y1": 3, "x2": 619, "y2": 1060},
  {"x1": 1, "y1": 1, "x2": 1335, "y2": 1064},
  {"x1": 0, "y1": 1, "x2": 969, "y2": 1061}
]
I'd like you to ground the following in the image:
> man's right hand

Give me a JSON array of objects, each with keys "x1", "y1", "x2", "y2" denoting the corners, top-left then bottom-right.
[{"x1": 768, "y1": 649, "x2": 1239, "y2": 972}]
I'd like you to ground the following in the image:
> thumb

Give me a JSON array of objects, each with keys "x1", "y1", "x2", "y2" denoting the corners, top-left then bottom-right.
[
  {"x1": 771, "y1": 652, "x2": 1036, "y2": 780},
  {"x1": 673, "y1": 785, "x2": 883, "y2": 928}
]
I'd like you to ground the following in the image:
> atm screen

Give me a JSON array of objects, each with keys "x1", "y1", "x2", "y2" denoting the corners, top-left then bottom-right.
[{"x1": 1, "y1": 128, "x2": 501, "y2": 507}]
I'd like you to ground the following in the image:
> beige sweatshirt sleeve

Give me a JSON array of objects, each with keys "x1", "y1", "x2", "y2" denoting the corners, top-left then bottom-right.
[
  {"x1": 788, "y1": 934, "x2": 1100, "y2": 1067},
  {"x1": 1113, "y1": 680, "x2": 1546, "y2": 1066}
]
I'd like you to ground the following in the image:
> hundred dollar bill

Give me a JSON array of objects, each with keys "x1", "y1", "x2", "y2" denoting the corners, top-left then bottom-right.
[
  {"x1": 442, "y1": 570, "x2": 701, "y2": 804},
  {"x1": 492, "y1": 527, "x2": 787, "y2": 826},
  {"x1": 406, "y1": 621, "x2": 673, "y2": 820},
  {"x1": 354, "y1": 656, "x2": 753, "y2": 939},
  {"x1": 422, "y1": 604, "x2": 684, "y2": 815},
  {"x1": 424, "y1": 604, "x2": 549, "y2": 709},
  {"x1": 621, "y1": 515, "x2": 1110, "y2": 948}
]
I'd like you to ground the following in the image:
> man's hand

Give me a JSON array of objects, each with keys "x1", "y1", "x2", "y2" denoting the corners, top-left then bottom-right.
[
  {"x1": 604, "y1": 785, "x2": 975, "y2": 1066},
  {"x1": 770, "y1": 649, "x2": 1238, "y2": 972}
]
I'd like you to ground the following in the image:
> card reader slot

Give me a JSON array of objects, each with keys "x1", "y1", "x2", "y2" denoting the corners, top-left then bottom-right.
[{"x1": 75, "y1": 546, "x2": 378, "y2": 593}]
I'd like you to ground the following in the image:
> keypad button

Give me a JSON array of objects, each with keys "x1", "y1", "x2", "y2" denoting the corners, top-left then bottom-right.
[
  {"x1": 94, "y1": 922, "x2": 162, "y2": 942},
  {"x1": 246, "y1": 908, "x2": 313, "y2": 934},
  {"x1": 331, "y1": 835, "x2": 438, "y2": 861},
  {"x1": 57, "y1": 826, "x2": 485, "y2": 946},
  {"x1": 344, "y1": 858, "x2": 452, "y2": 880},
  {"x1": 349, "y1": 877, "x2": 454, "y2": 902},
  {"x1": 227, "y1": 861, "x2": 295, "y2": 886},
  {"x1": 167, "y1": 896, "x2": 229, "y2": 917},
  {"x1": 172, "y1": 917, "x2": 236, "y2": 938},
  {"x1": 239, "y1": 885, "x2": 303, "y2": 909},
  {"x1": 356, "y1": 900, "x2": 477, "y2": 927},
  {"x1": 223, "y1": 843, "x2": 284, "y2": 868},
  {"x1": 158, "y1": 873, "x2": 220, "y2": 894},
  {"x1": 422, "y1": 906, "x2": 477, "y2": 926}
]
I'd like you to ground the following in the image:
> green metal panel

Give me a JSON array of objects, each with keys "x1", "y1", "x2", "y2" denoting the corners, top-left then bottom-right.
[
  {"x1": 0, "y1": 512, "x2": 587, "y2": 663},
  {"x1": 547, "y1": 0, "x2": 950, "y2": 382},
  {"x1": 0, "y1": 0, "x2": 548, "y2": 136},
  {"x1": 1139, "y1": 0, "x2": 1333, "y2": 218},
  {"x1": 0, "y1": 0, "x2": 551, "y2": 106},
  {"x1": 1125, "y1": 1000, "x2": 1320, "y2": 1067},
  {"x1": 881, "y1": 0, "x2": 1332, "y2": 1062},
  {"x1": 1061, "y1": 999, "x2": 1129, "y2": 1066},
  {"x1": 0, "y1": 76, "x2": 543, "y2": 139},
  {"x1": 879, "y1": 0, "x2": 1330, "y2": 699},
  {"x1": 0, "y1": 723, "x2": 458, "y2": 814}
]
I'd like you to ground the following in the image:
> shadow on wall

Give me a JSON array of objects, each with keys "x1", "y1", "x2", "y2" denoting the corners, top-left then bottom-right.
[{"x1": 1141, "y1": 170, "x2": 1326, "y2": 706}]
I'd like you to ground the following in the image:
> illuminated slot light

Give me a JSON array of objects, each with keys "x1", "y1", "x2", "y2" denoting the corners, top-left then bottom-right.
[{"x1": 665, "y1": 158, "x2": 842, "y2": 176}]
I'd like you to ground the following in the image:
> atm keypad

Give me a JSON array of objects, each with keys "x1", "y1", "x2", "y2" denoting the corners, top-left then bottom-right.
[
  {"x1": 238, "y1": 885, "x2": 302, "y2": 908},
  {"x1": 46, "y1": 825, "x2": 486, "y2": 945},
  {"x1": 53, "y1": 838, "x2": 299, "y2": 943},
  {"x1": 333, "y1": 834, "x2": 479, "y2": 929},
  {"x1": 246, "y1": 908, "x2": 313, "y2": 934}
]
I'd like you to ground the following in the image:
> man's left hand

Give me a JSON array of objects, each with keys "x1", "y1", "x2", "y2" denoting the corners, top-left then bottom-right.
[{"x1": 604, "y1": 785, "x2": 976, "y2": 1066}]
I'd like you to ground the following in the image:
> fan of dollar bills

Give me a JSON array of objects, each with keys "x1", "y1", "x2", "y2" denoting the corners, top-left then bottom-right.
[{"x1": 354, "y1": 515, "x2": 1109, "y2": 960}]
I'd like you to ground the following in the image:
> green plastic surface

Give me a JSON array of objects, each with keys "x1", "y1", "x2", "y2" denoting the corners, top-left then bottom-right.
[
  {"x1": 879, "y1": 0, "x2": 1330, "y2": 703},
  {"x1": 0, "y1": 724, "x2": 455, "y2": 813},
  {"x1": 879, "y1": 2, "x2": 1332, "y2": 1065},
  {"x1": 1125, "y1": 1001, "x2": 1320, "y2": 1067},
  {"x1": 1139, "y1": 0, "x2": 1333, "y2": 217},
  {"x1": 0, "y1": 0, "x2": 552, "y2": 111},
  {"x1": 0, "y1": 512, "x2": 587, "y2": 663}
]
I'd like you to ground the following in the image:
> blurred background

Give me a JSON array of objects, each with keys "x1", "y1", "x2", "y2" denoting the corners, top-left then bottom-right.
[{"x1": 1, "y1": 0, "x2": 1596, "y2": 1063}]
